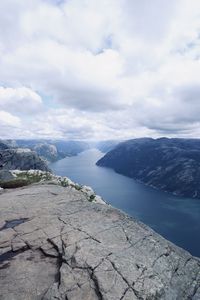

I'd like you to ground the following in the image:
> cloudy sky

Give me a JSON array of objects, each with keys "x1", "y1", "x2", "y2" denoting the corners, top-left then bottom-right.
[{"x1": 0, "y1": 0, "x2": 200, "y2": 140}]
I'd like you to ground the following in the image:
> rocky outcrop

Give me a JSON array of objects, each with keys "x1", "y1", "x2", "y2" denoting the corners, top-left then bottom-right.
[
  {"x1": 0, "y1": 139, "x2": 91, "y2": 162},
  {"x1": 0, "y1": 148, "x2": 50, "y2": 172},
  {"x1": 97, "y1": 138, "x2": 200, "y2": 199},
  {"x1": 0, "y1": 181, "x2": 199, "y2": 299},
  {"x1": 0, "y1": 140, "x2": 10, "y2": 151},
  {"x1": 14, "y1": 139, "x2": 90, "y2": 161},
  {"x1": 33, "y1": 143, "x2": 58, "y2": 162},
  {"x1": 0, "y1": 170, "x2": 15, "y2": 182}
]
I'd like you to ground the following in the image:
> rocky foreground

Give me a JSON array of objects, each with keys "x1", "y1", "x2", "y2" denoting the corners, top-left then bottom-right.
[{"x1": 0, "y1": 181, "x2": 200, "y2": 299}]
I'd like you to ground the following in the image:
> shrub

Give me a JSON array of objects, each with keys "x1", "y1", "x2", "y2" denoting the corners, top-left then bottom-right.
[
  {"x1": 89, "y1": 194, "x2": 95, "y2": 202},
  {"x1": 0, "y1": 179, "x2": 29, "y2": 189}
]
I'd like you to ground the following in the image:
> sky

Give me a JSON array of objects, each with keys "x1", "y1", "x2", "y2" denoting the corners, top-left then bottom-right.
[{"x1": 0, "y1": 0, "x2": 200, "y2": 140}]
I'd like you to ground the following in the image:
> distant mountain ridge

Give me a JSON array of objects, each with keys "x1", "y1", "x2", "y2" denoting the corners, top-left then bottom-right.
[
  {"x1": 0, "y1": 139, "x2": 90, "y2": 162},
  {"x1": 95, "y1": 140, "x2": 122, "y2": 153},
  {"x1": 96, "y1": 138, "x2": 200, "y2": 199}
]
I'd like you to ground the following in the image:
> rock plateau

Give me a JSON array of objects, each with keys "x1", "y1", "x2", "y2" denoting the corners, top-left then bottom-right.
[{"x1": 0, "y1": 179, "x2": 199, "y2": 299}]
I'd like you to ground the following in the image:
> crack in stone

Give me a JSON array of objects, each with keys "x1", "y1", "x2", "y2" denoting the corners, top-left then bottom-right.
[
  {"x1": 93, "y1": 252, "x2": 113, "y2": 272},
  {"x1": 75, "y1": 227, "x2": 101, "y2": 244},
  {"x1": 42, "y1": 238, "x2": 65, "y2": 286},
  {"x1": 120, "y1": 226, "x2": 132, "y2": 245},
  {"x1": 72, "y1": 264, "x2": 105, "y2": 300},
  {"x1": 119, "y1": 287, "x2": 131, "y2": 300},
  {"x1": 131, "y1": 234, "x2": 153, "y2": 248},
  {"x1": 58, "y1": 216, "x2": 101, "y2": 244},
  {"x1": 133, "y1": 265, "x2": 148, "y2": 287},
  {"x1": 1, "y1": 185, "x2": 200, "y2": 300},
  {"x1": 39, "y1": 246, "x2": 58, "y2": 259},
  {"x1": 15, "y1": 227, "x2": 41, "y2": 236},
  {"x1": 183, "y1": 257, "x2": 194, "y2": 268},
  {"x1": 151, "y1": 247, "x2": 173, "y2": 268},
  {"x1": 62, "y1": 249, "x2": 114, "y2": 300},
  {"x1": 169, "y1": 258, "x2": 182, "y2": 283},
  {"x1": 107, "y1": 258, "x2": 140, "y2": 299},
  {"x1": 89, "y1": 269, "x2": 104, "y2": 300}
]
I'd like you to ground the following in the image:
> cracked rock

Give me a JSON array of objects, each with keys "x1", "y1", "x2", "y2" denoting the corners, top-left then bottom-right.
[{"x1": 0, "y1": 183, "x2": 200, "y2": 299}]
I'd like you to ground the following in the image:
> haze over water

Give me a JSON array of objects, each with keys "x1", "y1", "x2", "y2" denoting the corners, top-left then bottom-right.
[{"x1": 50, "y1": 149, "x2": 200, "y2": 257}]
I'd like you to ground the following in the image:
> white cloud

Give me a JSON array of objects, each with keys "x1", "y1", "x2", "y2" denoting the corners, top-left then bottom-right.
[
  {"x1": 0, "y1": 110, "x2": 20, "y2": 126},
  {"x1": 0, "y1": 0, "x2": 200, "y2": 139},
  {"x1": 0, "y1": 87, "x2": 43, "y2": 115},
  {"x1": 0, "y1": 110, "x2": 21, "y2": 140}
]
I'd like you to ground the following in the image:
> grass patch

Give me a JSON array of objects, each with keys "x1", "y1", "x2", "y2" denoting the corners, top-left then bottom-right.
[
  {"x1": 16, "y1": 171, "x2": 52, "y2": 184},
  {"x1": 0, "y1": 171, "x2": 54, "y2": 189},
  {"x1": 0, "y1": 179, "x2": 29, "y2": 189}
]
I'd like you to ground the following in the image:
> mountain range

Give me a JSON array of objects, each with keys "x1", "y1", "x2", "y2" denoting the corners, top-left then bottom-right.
[
  {"x1": 97, "y1": 138, "x2": 200, "y2": 199},
  {"x1": 0, "y1": 139, "x2": 90, "y2": 162}
]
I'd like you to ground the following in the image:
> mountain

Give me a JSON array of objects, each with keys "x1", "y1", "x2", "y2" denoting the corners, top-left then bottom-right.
[
  {"x1": 0, "y1": 140, "x2": 11, "y2": 150},
  {"x1": 51, "y1": 140, "x2": 89, "y2": 158},
  {"x1": 0, "y1": 174, "x2": 199, "y2": 299},
  {"x1": 96, "y1": 138, "x2": 200, "y2": 199},
  {"x1": 0, "y1": 139, "x2": 90, "y2": 162},
  {"x1": 95, "y1": 140, "x2": 121, "y2": 153},
  {"x1": 0, "y1": 148, "x2": 50, "y2": 172},
  {"x1": 33, "y1": 143, "x2": 59, "y2": 162}
]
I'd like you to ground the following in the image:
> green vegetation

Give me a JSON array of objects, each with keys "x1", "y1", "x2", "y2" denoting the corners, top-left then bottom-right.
[
  {"x1": 89, "y1": 194, "x2": 95, "y2": 202},
  {"x1": 73, "y1": 184, "x2": 82, "y2": 191},
  {"x1": 0, "y1": 171, "x2": 53, "y2": 189},
  {"x1": 60, "y1": 178, "x2": 69, "y2": 187},
  {"x1": 0, "y1": 170, "x2": 99, "y2": 204},
  {"x1": 0, "y1": 179, "x2": 29, "y2": 189},
  {"x1": 15, "y1": 171, "x2": 53, "y2": 183}
]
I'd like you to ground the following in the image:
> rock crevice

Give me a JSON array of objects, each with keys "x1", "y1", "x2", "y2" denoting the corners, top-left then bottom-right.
[{"x1": 0, "y1": 183, "x2": 200, "y2": 299}]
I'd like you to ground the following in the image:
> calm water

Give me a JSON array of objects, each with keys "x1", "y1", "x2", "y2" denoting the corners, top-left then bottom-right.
[{"x1": 50, "y1": 149, "x2": 200, "y2": 257}]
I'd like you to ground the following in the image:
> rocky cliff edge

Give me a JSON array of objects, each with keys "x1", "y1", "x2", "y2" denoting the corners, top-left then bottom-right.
[{"x1": 0, "y1": 173, "x2": 200, "y2": 300}]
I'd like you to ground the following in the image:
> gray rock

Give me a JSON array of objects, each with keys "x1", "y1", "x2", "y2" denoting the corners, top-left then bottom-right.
[
  {"x1": 0, "y1": 140, "x2": 10, "y2": 150},
  {"x1": 0, "y1": 170, "x2": 15, "y2": 182},
  {"x1": 0, "y1": 148, "x2": 50, "y2": 172},
  {"x1": 0, "y1": 183, "x2": 199, "y2": 299},
  {"x1": 33, "y1": 143, "x2": 58, "y2": 162}
]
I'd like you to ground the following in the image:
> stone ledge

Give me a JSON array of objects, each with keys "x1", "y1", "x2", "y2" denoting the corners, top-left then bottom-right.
[{"x1": 0, "y1": 183, "x2": 199, "y2": 299}]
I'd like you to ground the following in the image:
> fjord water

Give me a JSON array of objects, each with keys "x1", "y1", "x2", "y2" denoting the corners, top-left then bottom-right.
[{"x1": 50, "y1": 149, "x2": 200, "y2": 257}]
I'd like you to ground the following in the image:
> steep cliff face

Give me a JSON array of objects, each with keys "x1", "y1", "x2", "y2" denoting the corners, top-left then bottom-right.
[
  {"x1": 14, "y1": 139, "x2": 90, "y2": 161},
  {"x1": 97, "y1": 138, "x2": 200, "y2": 198},
  {"x1": 33, "y1": 143, "x2": 58, "y2": 162},
  {"x1": 0, "y1": 140, "x2": 10, "y2": 150},
  {"x1": 0, "y1": 180, "x2": 199, "y2": 299},
  {"x1": 0, "y1": 148, "x2": 50, "y2": 172}
]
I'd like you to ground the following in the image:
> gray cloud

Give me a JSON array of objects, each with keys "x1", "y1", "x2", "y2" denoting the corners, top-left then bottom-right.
[{"x1": 0, "y1": 0, "x2": 200, "y2": 139}]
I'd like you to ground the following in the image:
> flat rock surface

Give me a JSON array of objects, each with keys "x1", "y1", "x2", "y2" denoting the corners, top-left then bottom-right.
[{"x1": 0, "y1": 183, "x2": 200, "y2": 300}]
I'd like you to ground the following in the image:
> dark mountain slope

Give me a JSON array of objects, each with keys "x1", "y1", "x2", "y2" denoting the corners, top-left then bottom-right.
[{"x1": 96, "y1": 138, "x2": 200, "y2": 198}]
